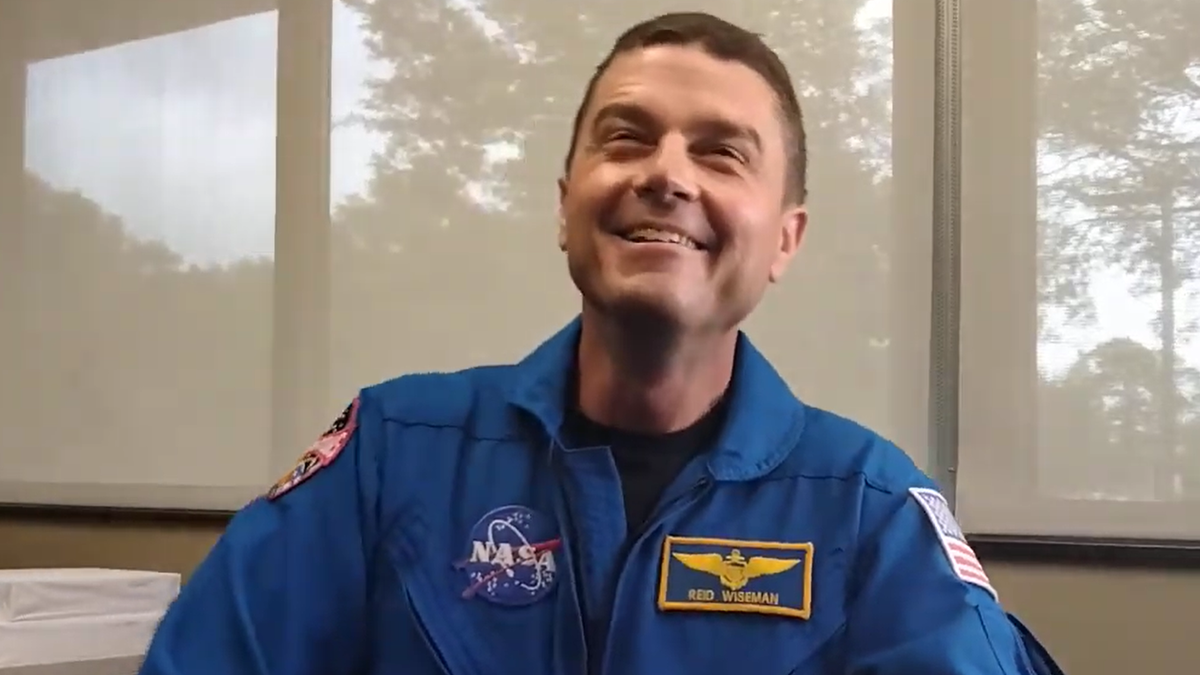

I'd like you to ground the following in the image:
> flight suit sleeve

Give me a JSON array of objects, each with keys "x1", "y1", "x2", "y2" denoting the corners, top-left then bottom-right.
[
  {"x1": 138, "y1": 393, "x2": 384, "y2": 675},
  {"x1": 843, "y1": 481, "x2": 1063, "y2": 674}
]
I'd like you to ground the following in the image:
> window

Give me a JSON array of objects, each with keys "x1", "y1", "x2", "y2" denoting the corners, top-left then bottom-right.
[
  {"x1": 15, "y1": 0, "x2": 1196, "y2": 546},
  {"x1": 0, "y1": 1, "x2": 279, "y2": 509},
  {"x1": 957, "y1": 0, "x2": 1200, "y2": 539}
]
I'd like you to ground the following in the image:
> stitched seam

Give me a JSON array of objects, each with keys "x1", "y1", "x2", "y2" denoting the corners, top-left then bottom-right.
[
  {"x1": 749, "y1": 469, "x2": 900, "y2": 496},
  {"x1": 380, "y1": 417, "x2": 523, "y2": 442}
]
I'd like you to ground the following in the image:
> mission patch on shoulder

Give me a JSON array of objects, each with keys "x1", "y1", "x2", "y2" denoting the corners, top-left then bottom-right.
[
  {"x1": 909, "y1": 487, "x2": 998, "y2": 600},
  {"x1": 267, "y1": 398, "x2": 360, "y2": 500}
]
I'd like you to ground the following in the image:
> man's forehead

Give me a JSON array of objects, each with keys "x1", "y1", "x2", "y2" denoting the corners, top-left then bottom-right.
[{"x1": 584, "y1": 45, "x2": 782, "y2": 131}]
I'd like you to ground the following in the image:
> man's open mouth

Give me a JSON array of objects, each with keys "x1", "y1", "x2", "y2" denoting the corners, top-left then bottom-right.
[{"x1": 619, "y1": 227, "x2": 704, "y2": 250}]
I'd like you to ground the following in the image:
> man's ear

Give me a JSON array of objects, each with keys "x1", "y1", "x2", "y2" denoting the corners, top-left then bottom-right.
[
  {"x1": 556, "y1": 177, "x2": 568, "y2": 251},
  {"x1": 768, "y1": 205, "x2": 807, "y2": 283}
]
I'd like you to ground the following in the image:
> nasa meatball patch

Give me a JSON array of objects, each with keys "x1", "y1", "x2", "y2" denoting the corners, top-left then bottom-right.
[
  {"x1": 909, "y1": 487, "x2": 998, "y2": 600},
  {"x1": 266, "y1": 398, "x2": 360, "y2": 500},
  {"x1": 455, "y1": 505, "x2": 561, "y2": 606}
]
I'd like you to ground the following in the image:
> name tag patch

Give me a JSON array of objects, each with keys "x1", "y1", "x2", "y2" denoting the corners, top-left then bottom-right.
[{"x1": 657, "y1": 535, "x2": 813, "y2": 619}]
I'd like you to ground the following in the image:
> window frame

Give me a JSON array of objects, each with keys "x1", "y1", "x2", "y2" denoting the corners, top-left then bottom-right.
[
  {"x1": 3, "y1": 0, "x2": 1198, "y2": 565},
  {"x1": 0, "y1": 0, "x2": 325, "y2": 512},
  {"x1": 951, "y1": 0, "x2": 1200, "y2": 559}
]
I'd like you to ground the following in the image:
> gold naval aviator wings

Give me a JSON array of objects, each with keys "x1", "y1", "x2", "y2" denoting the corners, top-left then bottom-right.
[{"x1": 671, "y1": 548, "x2": 801, "y2": 591}]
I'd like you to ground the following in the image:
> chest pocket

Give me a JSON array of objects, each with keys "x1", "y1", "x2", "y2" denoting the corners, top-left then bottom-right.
[{"x1": 373, "y1": 502, "x2": 583, "y2": 675}]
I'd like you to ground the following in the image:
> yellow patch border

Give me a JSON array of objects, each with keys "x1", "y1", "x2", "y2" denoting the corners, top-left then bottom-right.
[{"x1": 657, "y1": 535, "x2": 814, "y2": 620}]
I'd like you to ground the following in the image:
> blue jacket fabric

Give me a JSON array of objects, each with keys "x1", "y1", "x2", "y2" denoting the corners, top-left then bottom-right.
[{"x1": 140, "y1": 318, "x2": 1065, "y2": 675}]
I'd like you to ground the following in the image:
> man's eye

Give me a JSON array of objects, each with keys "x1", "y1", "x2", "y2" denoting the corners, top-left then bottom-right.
[
  {"x1": 606, "y1": 130, "x2": 641, "y2": 143},
  {"x1": 711, "y1": 145, "x2": 745, "y2": 162}
]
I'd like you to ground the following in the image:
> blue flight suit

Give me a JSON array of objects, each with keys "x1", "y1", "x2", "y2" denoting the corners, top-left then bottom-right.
[{"x1": 139, "y1": 318, "x2": 1065, "y2": 675}]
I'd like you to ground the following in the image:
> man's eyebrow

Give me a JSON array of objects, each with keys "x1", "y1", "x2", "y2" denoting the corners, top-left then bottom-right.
[
  {"x1": 589, "y1": 102, "x2": 657, "y2": 132},
  {"x1": 589, "y1": 102, "x2": 762, "y2": 153}
]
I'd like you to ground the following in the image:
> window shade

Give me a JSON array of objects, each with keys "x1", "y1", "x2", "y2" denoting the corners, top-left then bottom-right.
[{"x1": 956, "y1": 0, "x2": 1200, "y2": 540}]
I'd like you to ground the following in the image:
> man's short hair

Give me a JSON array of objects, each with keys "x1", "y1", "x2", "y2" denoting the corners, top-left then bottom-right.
[{"x1": 564, "y1": 12, "x2": 808, "y2": 204}]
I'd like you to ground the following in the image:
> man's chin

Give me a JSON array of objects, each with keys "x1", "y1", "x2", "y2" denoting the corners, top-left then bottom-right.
[
  {"x1": 572, "y1": 265, "x2": 708, "y2": 327},
  {"x1": 596, "y1": 285, "x2": 704, "y2": 331}
]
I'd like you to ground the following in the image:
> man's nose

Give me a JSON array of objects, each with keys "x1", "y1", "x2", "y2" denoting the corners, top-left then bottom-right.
[{"x1": 633, "y1": 136, "x2": 699, "y2": 205}]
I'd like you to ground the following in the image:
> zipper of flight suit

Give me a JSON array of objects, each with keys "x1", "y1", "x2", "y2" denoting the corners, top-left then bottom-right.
[
  {"x1": 547, "y1": 439, "x2": 591, "y2": 675},
  {"x1": 596, "y1": 475, "x2": 715, "y2": 674},
  {"x1": 404, "y1": 588, "x2": 453, "y2": 675}
]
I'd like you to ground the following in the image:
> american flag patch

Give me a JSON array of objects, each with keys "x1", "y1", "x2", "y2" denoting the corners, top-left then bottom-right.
[{"x1": 909, "y1": 487, "x2": 997, "y2": 601}]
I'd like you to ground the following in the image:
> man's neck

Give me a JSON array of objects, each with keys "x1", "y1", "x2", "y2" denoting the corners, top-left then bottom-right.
[{"x1": 575, "y1": 309, "x2": 736, "y2": 434}]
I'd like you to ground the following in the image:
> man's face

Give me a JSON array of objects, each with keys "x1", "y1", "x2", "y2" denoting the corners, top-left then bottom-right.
[{"x1": 559, "y1": 45, "x2": 806, "y2": 334}]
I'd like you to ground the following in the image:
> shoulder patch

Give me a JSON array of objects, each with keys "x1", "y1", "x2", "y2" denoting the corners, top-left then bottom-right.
[
  {"x1": 267, "y1": 398, "x2": 360, "y2": 500},
  {"x1": 908, "y1": 487, "x2": 998, "y2": 601}
]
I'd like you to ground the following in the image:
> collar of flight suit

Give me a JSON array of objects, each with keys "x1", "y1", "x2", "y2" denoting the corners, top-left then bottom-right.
[{"x1": 507, "y1": 316, "x2": 808, "y2": 482}]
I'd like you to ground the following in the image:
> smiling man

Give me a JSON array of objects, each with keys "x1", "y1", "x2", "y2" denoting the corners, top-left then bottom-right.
[{"x1": 139, "y1": 12, "x2": 1065, "y2": 675}]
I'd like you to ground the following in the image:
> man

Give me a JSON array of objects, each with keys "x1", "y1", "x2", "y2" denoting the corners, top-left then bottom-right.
[{"x1": 139, "y1": 12, "x2": 1065, "y2": 675}]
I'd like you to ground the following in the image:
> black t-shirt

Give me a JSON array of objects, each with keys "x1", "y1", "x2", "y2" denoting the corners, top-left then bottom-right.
[{"x1": 561, "y1": 394, "x2": 728, "y2": 535}]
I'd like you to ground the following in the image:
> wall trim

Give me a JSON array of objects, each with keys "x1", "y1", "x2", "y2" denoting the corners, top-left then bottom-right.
[{"x1": 970, "y1": 533, "x2": 1200, "y2": 569}]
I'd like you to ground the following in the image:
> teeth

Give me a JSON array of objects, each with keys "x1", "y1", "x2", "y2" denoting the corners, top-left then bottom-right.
[{"x1": 623, "y1": 228, "x2": 699, "y2": 249}]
